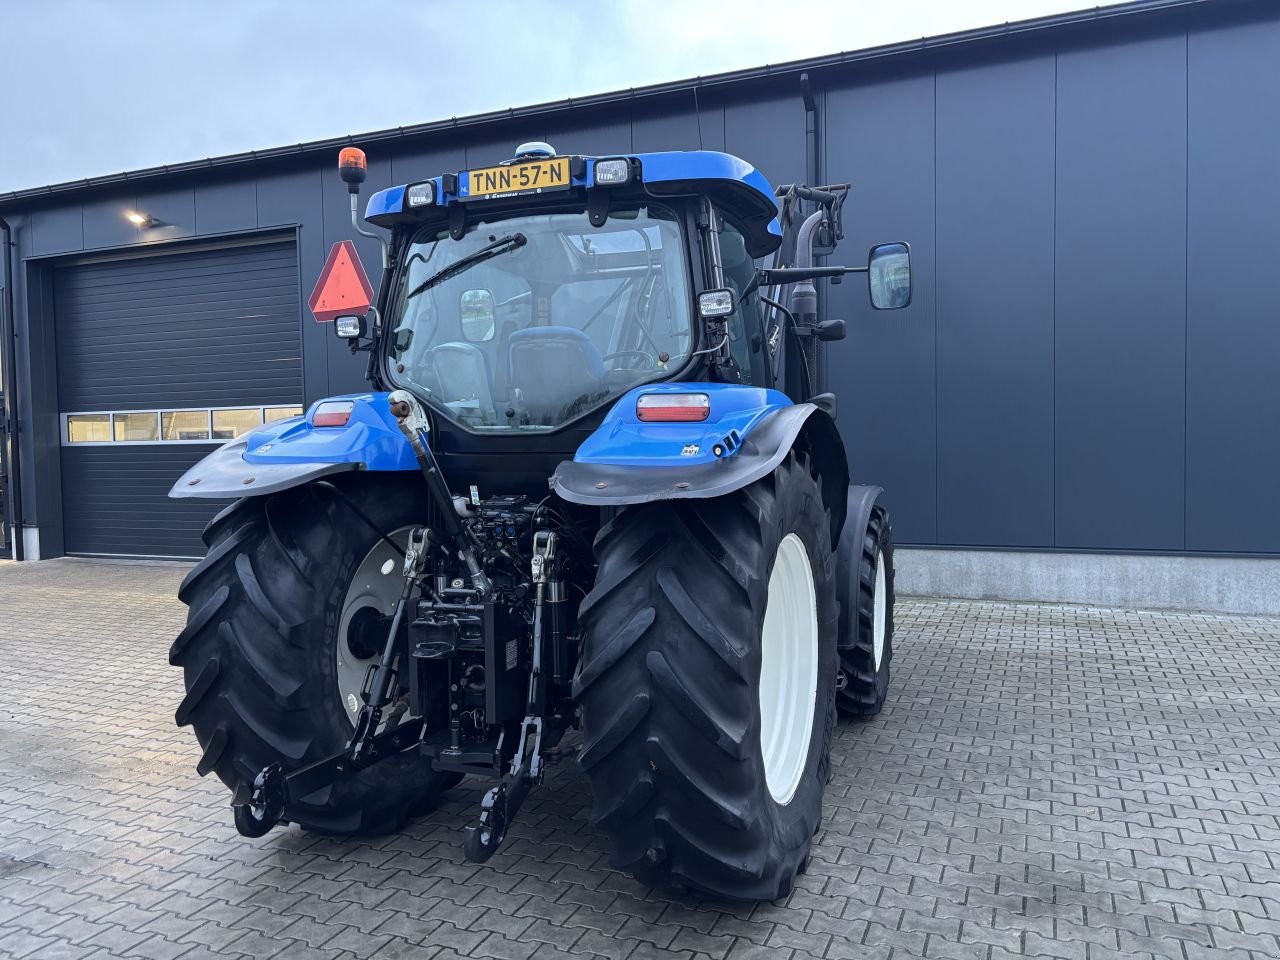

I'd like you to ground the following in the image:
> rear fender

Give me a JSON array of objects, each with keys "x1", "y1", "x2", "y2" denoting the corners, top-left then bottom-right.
[
  {"x1": 553, "y1": 383, "x2": 849, "y2": 541},
  {"x1": 169, "y1": 393, "x2": 417, "y2": 499}
]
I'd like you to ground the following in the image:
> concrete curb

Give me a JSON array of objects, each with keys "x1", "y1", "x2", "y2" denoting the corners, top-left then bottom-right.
[{"x1": 897, "y1": 547, "x2": 1280, "y2": 616}]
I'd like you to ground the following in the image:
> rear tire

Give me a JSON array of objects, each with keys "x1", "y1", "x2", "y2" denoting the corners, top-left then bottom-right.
[
  {"x1": 836, "y1": 502, "x2": 894, "y2": 718},
  {"x1": 171, "y1": 476, "x2": 458, "y2": 835},
  {"x1": 575, "y1": 453, "x2": 838, "y2": 900}
]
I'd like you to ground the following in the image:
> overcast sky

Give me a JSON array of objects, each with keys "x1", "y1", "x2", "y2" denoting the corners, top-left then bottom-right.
[{"x1": 3, "y1": 0, "x2": 1125, "y2": 194}]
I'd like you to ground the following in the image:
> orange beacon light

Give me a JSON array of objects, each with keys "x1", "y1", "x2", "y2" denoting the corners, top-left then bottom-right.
[{"x1": 338, "y1": 147, "x2": 368, "y2": 193}]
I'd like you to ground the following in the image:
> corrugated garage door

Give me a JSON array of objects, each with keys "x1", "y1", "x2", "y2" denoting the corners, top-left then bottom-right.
[{"x1": 56, "y1": 237, "x2": 302, "y2": 558}]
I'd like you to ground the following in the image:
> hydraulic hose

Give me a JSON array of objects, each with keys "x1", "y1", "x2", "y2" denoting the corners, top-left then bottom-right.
[{"x1": 388, "y1": 390, "x2": 492, "y2": 598}]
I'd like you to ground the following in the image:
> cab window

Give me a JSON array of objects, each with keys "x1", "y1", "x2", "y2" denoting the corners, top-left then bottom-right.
[{"x1": 716, "y1": 213, "x2": 767, "y2": 386}]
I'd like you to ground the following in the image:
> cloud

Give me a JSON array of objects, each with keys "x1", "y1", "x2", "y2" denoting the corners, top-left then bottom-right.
[{"x1": 2, "y1": 0, "x2": 1113, "y2": 193}]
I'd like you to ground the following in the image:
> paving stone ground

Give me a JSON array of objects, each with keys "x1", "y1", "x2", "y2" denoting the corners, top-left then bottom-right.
[{"x1": 1, "y1": 557, "x2": 1279, "y2": 960}]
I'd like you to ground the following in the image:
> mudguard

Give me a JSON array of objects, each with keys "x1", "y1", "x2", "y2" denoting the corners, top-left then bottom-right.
[
  {"x1": 170, "y1": 393, "x2": 417, "y2": 499},
  {"x1": 553, "y1": 383, "x2": 849, "y2": 529}
]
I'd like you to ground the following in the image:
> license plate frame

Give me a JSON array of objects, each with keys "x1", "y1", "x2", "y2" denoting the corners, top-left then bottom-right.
[{"x1": 462, "y1": 157, "x2": 571, "y2": 201}]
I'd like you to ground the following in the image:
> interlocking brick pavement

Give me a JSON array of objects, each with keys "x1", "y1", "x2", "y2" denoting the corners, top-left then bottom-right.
[{"x1": 1, "y1": 557, "x2": 1279, "y2": 960}]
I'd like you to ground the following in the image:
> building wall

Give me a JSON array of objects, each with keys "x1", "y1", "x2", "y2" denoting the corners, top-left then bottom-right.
[
  {"x1": 823, "y1": 14, "x2": 1280, "y2": 554},
  {"x1": 4, "y1": 8, "x2": 1278, "y2": 558}
]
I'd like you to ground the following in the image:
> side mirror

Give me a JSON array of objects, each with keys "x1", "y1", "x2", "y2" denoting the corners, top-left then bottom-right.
[
  {"x1": 460, "y1": 289, "x2": 496, "y2": 342},
  {"x1": 392, "y1": 327, "x2": 414, "y2": 355},
  {"x1": 869, "y1": 242, "x2": 912, "y2": 310}
]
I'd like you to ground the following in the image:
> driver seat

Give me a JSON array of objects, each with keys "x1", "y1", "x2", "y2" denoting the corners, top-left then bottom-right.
[
  {"x1": 508, "y1": 326, "x2": 606, "y2": 424},
  {"x1": 430, "y1": 341, "x2": 494, "y2": 412}
]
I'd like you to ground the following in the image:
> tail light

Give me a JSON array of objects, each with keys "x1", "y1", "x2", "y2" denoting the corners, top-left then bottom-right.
[
  {"x1": 312, "y1": 400, "x2": 354, "y2": 427},
  {"x1": 636, "y1": 393, "x2": 710, "y2": 422}
]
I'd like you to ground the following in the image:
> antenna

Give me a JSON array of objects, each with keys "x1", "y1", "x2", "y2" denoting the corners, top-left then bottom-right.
[{"x1": 693, "y1": 84, "x2": 705, "y2": 151}]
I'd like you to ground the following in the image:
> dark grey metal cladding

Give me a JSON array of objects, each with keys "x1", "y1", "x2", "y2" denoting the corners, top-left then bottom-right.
[
  {"x1": 724, "y1": 93, "x2": 806, "y2": 191},
  {"x1": 1054, "y1": 34, "x2": 1188, "y2": 551},
  {"x1": 823, "y1": 73, "x2": 938, "y2": 545},
  {"x1": 633, "y1": 102, "x2": 726, "y2": 154},
  {"x1": 30, "y1": 205, "x2": 84, "y2": 257},
  {"x1": 61, "y1": 445, "x2": 231, "y2": 558},
  {"x1": 1185, "y1": 18, "x2": 1280, "y2": 553},
  {"x1": 254, "y1": 167, "x2": 329, "y2": 406},
  {"x1": 934, "y1": 57, "x2": 1056, "y2": 548},
  {"x1": 541, "y1": 119, "x2": 633, "y2": 160},
  {"x1": 54, "y1": 239, "x2": 301, "y2": 410},
  {"x1": 194, "y1": 179, "x2": 258, "y2": 236}
]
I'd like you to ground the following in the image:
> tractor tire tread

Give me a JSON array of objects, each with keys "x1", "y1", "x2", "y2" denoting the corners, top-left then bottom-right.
[
  {"x1": 172, "y1": 483, "x2": 452, "y2": 835},
  {"x1": 577, "y1": 454, "x2": 837, "y2": 900},
  {"x1": 836, "y1": 505, "x2": 894, "y2": 718}
]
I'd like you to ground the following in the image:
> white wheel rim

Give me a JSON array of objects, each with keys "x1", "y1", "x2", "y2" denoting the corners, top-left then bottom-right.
[
  {"x1": 336, "y1": 526, "x2": 413, "y2": 728},
  {"x1": 758, "y1": 533, "x2": 819, "y2": 806},
  {"x1": 873, "y1": 554, "x2": 887, "y2": 671}
]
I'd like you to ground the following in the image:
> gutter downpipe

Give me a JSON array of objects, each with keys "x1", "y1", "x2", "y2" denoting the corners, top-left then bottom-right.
[
  {"x1": 0, "y1": 214, "x2": 23, "y2": 561},
  {"x1": 798, "y1": 72, "x2": 827, "y2": 396}
]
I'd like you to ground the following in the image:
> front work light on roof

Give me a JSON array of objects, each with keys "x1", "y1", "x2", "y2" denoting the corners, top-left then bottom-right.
[{"x1": 636, "y1": 393, "x2": 711, "y2": 422}]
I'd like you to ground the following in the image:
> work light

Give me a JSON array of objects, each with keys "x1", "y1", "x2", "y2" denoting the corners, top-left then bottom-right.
[
  {"x1": 593, "y1": 158, "x2": 631, "y2": 186},
  {"x1": 406, "y1": 181, "x2": 435, "y2": 207},
  {"x1": 334, "y1": 315, "x2": 365, "y2": 339},
  {"x1": 698, "y1": 289, "x2": 735, "y2": 318}
]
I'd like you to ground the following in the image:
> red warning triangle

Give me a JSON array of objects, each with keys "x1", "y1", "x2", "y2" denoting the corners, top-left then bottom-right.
[{"x1": 309, "y1": 240, "x2": 375, "y2": 322}]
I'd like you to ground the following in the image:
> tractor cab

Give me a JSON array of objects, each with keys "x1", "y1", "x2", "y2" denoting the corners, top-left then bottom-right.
[{"x1": 331, "y1": 142, "x2": 907, "y2": 445}]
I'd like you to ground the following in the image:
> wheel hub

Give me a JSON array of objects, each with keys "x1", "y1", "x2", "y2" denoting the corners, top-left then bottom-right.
[
  {"x1": 336, "y1": 527, "x2": 413, "y2": 728},
  {"x1": 757, "y1": 533, "x2": 819, "y2": 806},
  {"x1": 345, "y1": 606, "x2": 390, "y2": 661}
]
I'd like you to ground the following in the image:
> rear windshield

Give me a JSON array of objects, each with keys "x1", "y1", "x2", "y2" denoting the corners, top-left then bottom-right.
[{"x1": 386, "y1": 204, "x2": 692, "y2": 432}]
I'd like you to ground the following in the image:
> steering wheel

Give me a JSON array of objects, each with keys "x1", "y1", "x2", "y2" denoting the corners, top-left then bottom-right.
[{"x1": 603, "y1": 350, "x2": 655, "y2": 370}]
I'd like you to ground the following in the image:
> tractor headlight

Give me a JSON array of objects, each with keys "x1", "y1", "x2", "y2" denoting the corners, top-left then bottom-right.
[
  {"x1": 594, "y1": 158, "x2": 631, "y2": 186},
  {"x1": 406, "y1": 181, "x2": 435, "y2": 207}
]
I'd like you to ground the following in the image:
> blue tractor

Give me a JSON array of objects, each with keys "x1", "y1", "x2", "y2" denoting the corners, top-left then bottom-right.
[{"x1": 170, "y1": 141, "x2": 911, "y2": 900}]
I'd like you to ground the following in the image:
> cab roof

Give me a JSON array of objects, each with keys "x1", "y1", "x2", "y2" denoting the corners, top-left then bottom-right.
[{"x1": 364, "y1": 150, "x2": 783, "y2": 258}]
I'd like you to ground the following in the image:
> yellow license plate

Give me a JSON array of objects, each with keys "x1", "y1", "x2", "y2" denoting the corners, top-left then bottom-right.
[{"x1": 462, "y1": 157, "x2": 571, "y2": 201}]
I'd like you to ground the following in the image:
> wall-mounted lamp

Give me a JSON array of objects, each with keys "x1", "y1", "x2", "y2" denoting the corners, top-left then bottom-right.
[{"x1": 125, "y1": 211, "x2": 161, "y2": 228}]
